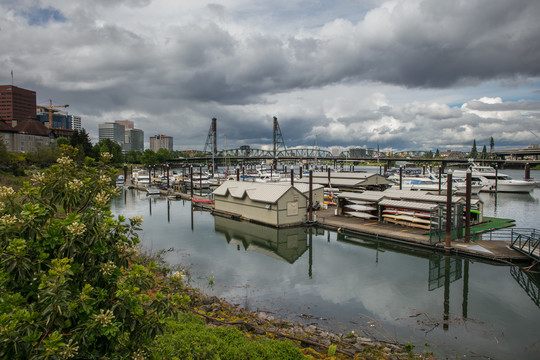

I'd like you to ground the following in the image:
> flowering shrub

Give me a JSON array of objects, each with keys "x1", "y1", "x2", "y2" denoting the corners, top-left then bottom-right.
[{"x1": 0, "y1": 146, "x2": 188, "y2": 359}]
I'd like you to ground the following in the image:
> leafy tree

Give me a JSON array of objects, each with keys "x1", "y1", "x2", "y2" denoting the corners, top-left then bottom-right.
[
  {"x1": 125, "y1": 150, "x2": 142, "y2": 164},
  {"x1": 25, "y1": 142, "x2": 60, "y2": 166},
  {"x1": 0, "y1": 137, "x2": 10, "y2": 165},
  {"x1": 156, "y1": 148, "x2": 170, "y2": 164},
  {"x1": 0, "y1": 147, "x2": 187, "y2": 359},
  {"x1": 93, "y1": 139, "x2": 123, "y2": 164},
  {"x1": 470, "y1": 139, "x2": 478, "y2": 158},
  {"x1": 141, "y1": 149, "x2": 158, "y2": 167},
  {"x1": 435, "y1": 149, "x2": 441, "y2": 158},
  {"x1": 57, "y1": 137, "x2": 70, "y2": 146}
]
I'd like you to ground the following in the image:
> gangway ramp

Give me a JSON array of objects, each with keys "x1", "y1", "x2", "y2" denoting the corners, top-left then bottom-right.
[{"x1": 510, "y1": 228, "x2": 540, "y2": 263}]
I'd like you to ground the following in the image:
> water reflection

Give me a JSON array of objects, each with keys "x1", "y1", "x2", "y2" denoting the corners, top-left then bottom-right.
[
  {"x1": 510, "y1": 267, "x2": 540, "y2": 308},
  {"x1": 214, "y1": 217, "x2": 309, "y2": 264}
]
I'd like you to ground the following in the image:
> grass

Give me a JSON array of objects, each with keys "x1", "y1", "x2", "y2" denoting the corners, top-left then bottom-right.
[{"x1": 148, "y1": 312, "x2": 305, "y2": 360}]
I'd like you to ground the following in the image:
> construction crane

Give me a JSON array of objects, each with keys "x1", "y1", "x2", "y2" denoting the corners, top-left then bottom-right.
[{"x1": 47, "y1": 99, "x2": 69, "y2": 129}]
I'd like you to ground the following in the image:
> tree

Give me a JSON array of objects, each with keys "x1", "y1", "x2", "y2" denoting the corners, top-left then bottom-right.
[
  {"x1": 125, "y1": 150, "x2": 142, "y2": 164},
  {"x1": 0, "y1": 147, "x2": 187, "y2": 358},
  {"x1": 156, "y1": 148, "x2": 170, "y2": 163},
  {"x1": 489, "y1": 136, "x2": 494, "y2": 152},
  {"x1": 141, "y1": 149, "x2": 158, "y2": 167},
  {"x1": 93, "y1": 139, "x2": 123, "y2": 164},
  {"x1": 481, "y1": 145, "x2": 488, "y2": 159},
  {"x1": 435, "y1": 149, "x2": 441, "y2": 158},
  {"x1": 470, "y1": 139, "x2": 478, "y2": 159},
  {"x1": 70, "y1": 129, "x2": 93, "y2": 160},
  {"x1": 57, "y1": 137, "x2": 70, "y2": 146}
]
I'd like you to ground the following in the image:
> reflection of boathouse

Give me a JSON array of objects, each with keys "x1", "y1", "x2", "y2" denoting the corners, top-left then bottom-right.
[
  {"x1": 213, "y1": 181, "x2": 323, "y2": 227},
  {"x1": 214, "y1": 216, "x2": 308, "y2": 263}
]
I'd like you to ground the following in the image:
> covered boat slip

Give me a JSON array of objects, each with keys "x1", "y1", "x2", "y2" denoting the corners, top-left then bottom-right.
[
  {"x1": 295, "y1": 171, "x2": 392, "y2": 191},
  {"x1": 212, "y1": 181, "x2": 323, "y2": 227},
  {"x1": 336, "y1": 189, "x2": 484, "y2": 232}
]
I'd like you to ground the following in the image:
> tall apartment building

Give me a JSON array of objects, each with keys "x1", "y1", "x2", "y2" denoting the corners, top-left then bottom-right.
[
  {"x1": 150, "y1": 134, "x2": 173, "y2": 152},
  {"x1": 0, "y1": 85, "x2": 37, "y2": 123},
  {"x1": 115, "y1": 120, "x2": 134, "y2": 130}
]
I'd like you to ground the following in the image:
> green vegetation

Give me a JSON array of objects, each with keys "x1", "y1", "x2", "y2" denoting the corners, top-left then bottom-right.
[{"x1": 149, "y1": 313, "x2": 304, "y2": 360}]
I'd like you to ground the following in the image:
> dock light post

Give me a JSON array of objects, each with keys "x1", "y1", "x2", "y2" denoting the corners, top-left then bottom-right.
[
  {"x1": 525, "y1": 163, "x2": 531, "y2": 180},
  {"x1": 309, "y1": 170, "x2": 313, "y2": 222},
  {"x1": 445, "y1": 170, "x2": 453, "y2": 251},
  {"x1": 399, "y1": 166, "x2": 403, "y2": 190},
  {"x1": 123, "y1": 164, "x2": 127, "y2": 184},
  {"x1": 291, "y1": 168, "x2": 294, "y2": 185},
  {"x1": 495, "y1": 165, "x2": 498, "y2": 192},
  {"x1": 166, "y1": 163, "x2": 170, "y2": 189},
  {"x1": 190, "y1": 166, "x2": 194, "y2": 198},
  {"x1": 438, "y1": 166, "x2": 442, "y2": 195},
  {"x1": 465, "y1": 169, "x2": 471, "y2": 243}
]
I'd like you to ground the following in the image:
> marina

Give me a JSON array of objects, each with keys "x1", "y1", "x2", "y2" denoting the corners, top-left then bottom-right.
[{"x1": 110, "y1": 172, "x2": 540, "y2": 360}]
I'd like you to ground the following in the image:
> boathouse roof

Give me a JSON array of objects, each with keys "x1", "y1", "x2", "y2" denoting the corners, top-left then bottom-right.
[
  {"x1": 213, "y1": 180, "x2": 306, "y2": 204},
  {"x1": 378, "y1": 199, "x2": 440, "y2": 212}
]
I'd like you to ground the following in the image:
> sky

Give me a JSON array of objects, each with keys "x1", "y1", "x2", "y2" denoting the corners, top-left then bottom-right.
[{"x1": 1, "y1": 0, "x2": 540, "y2": 153}]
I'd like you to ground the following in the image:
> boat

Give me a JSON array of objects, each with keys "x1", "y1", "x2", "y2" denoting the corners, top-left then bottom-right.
[
  {"x1": 116, "y1": 175, "x2": 125, "y2": 187},
  {"x1": 192, "y1": 198, "x2": 214, "y2": 204},
  {"x1": 146, "y1": 186, "x2": 160, "y2": 195},
  {"x1": 132, "y1": 170, "x2": 151, "y2": 186},
  {"x1": 453, "y1": 163, "x2": 537, "y2": 193}
]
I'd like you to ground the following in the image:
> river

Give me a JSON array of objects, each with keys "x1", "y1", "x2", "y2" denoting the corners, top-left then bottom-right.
[{"x1": 110, "y1": 167, "x2": 540, "y2": 360}]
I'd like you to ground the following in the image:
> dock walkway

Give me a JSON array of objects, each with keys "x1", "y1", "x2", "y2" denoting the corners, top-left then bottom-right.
[{"x1": 315, "y1": 208, "x2": 530, "y2": 263}]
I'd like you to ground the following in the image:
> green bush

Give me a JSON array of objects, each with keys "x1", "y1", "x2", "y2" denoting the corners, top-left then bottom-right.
[
  {"x1": 149, "y1": 313, "x2": 305, "y2": 360},
  {"x1": 0, "y1": 147, "x2": 187, "y2": 359}
]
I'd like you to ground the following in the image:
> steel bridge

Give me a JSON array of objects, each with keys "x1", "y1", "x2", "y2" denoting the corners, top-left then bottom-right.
[{"x1": 193, "y1": 117, "x2": 540, "y2": 166}]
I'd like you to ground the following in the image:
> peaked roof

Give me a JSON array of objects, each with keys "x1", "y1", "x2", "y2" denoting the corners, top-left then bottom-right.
[
  {"x1": 213, "y1": 180, "x2": 306, "y2": 204},
  {"x1": 13, "y1": 119, "x2": 52, "y2": 136},
  {"x1": 0, "y1": 121, "x2": 16, "y2": 132}
]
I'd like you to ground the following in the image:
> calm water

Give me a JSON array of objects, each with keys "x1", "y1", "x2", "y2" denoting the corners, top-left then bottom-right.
[{"x1": 111, "y1": 168, "x2": 540, "y2": 360}]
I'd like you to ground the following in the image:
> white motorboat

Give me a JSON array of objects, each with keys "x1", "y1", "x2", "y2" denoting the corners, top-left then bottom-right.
[
  {"x1": 132, "y1": 170, "x2": 150, "y2": 185},
  {"x1": 453, "y1": 164, "x2": 537, "y2": 193}
]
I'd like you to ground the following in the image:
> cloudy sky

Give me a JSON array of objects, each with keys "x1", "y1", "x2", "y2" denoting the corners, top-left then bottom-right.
[{"x1": 2, "y1": 0, "x2": 540, "y2": 152}]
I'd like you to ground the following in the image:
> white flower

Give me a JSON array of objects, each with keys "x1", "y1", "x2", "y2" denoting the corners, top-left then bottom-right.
[
  {"x1": 99, "y1": 174, "x2": 111, "y2": 183},
  {"x1": 66, "y1": 179, "x2": 83, "y2": 191},
  {"x1": 132, "y1": 215, "x2": 144, "y2": 225},
  {"x1": 0, "y1": 214, "x2": 18, "y2": 226},
  {"x1": 101, "y1": 152, "x2": 112, "y2": 161},
  {"x1": 171, "y1": 271, "x2": 185, "y2": 281},
  {"x1": 100, "y1": 261, "x2": 117, "y2": 276},
  {"x1": 31, "y1": 172, "x2": 45, "y2": 184},
  {"x1": 57, "y1": 156, "x2": 73, "y2": 165},
  {"x1": 92, "y1": 309, "x2": 115, "y2": 327},
  {"x1": 0, "y1": 186, "x2": 15, "y2": 198},
  {"x1": 66, "y1": 222, "x2": 86, "y2": 236},
  {"x1": 94, "y1": 191, "x2": 111, "y2": 206}
]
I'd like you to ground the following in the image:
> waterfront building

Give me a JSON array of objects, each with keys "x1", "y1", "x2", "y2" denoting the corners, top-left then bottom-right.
[
  {"x1": 213, "y1": 181, "x2": 309, "y2": 227},
  {"x1": 150, "y1": 134, "x2": 173, "y2": 152},
  {"x1": 0, "y1": 85, "x2": 37, "y2": 123}
]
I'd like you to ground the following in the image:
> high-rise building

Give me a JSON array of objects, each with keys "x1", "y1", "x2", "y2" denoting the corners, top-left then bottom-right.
[
  {"x1": 0, "y1": 85, "x2": 37, "y2": 123},
  {"x1": 125, "y1": 128, "x2": 144, "y2": 152},
  {"x1": 98, "y1": 122, "x2": 125, "y2": 146},
  {"x1": 115, "y1": 120, "x2": 134, "y2": 129},
  {"x1": 71, "y1": 115, "x2": 82, "y2": 130},
  {"x1": 150, "y1": 134, "x2": 173, "y2": 152}
]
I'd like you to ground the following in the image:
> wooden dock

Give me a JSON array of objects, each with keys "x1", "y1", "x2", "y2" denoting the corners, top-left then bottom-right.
[{"x1": 315, "y1": 208, "x2": 530, "y2": 263}]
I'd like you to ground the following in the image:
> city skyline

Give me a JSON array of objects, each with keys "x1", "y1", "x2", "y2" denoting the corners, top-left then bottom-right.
[{"x1": 1, "y1": 1, "x2": 539, "y2": 152}]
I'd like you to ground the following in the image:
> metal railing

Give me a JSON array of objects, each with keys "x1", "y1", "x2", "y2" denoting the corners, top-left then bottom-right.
[{"x1": 509, "y1": 228, "x2": 540, "y2": 262}]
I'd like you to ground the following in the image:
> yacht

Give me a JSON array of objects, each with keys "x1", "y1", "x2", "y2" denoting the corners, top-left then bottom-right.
[
  {"x1": 453, "y1": 164, "x2": 537, "y2": 193},
  {"x1": 132, "y1": 170, "x2": 150, "y2": 186}
]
